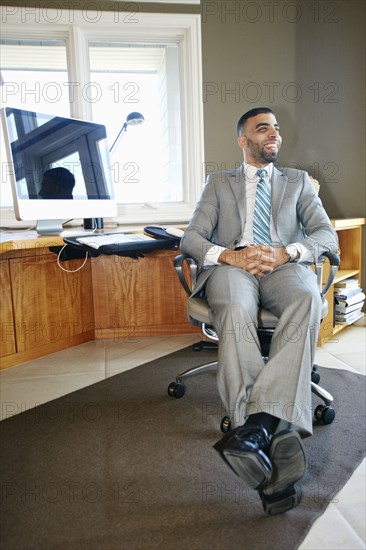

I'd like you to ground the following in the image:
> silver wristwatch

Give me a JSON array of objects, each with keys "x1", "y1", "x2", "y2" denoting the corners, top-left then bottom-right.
[{"x1": 285, "y1": 244, "x2": 299, "y2": 262}]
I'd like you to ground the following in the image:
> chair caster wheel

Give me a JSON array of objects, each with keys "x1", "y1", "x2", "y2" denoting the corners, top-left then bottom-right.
[
  {"x1": 167, "y1": 382, "x2": 186, "y2": 399},
  {"x1": 315, "y1": 404, "x2": 335, "y2": 424},
  {"x1": 220, "y1": 416, "x2": 232, "y2": 433},
  {"x1": 192, "y1": 342, "x2": 203, "y2": 351},
  {"x1": 311, "y1": 365, "x2": 320, "y2": 384}
]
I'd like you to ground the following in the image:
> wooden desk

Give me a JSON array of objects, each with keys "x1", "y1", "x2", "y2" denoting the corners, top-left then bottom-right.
[
  {"x1": 0, "y1": 231, "x2": 195, "y2": 370},
  {"x1": 0, "y1": 231, "x2": 65, "y2": 255},
  {"x1": 1, "y1": 218, "x2": 364, "y2": 369}
]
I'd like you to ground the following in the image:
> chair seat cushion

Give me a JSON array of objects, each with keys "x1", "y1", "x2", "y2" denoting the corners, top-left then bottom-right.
[
  {"x1": 187, "y1": 296, "x2": 328, "y2": 329},
  {"x1": 187, "y1": 297, "x2": 279, "y2": 327},
  {"x1": 187, "y1": 297, "x2": 212, "y2": 324}
]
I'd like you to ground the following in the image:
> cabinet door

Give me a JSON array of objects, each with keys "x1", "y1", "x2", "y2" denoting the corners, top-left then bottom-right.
[
  {"x1": 10, "y1": 253, "x2": 95, "y2": 353},
  {"x1": 0, "y1": 260, "x2": 16, "y2": 358},
  {"x1": 91, "y1": 250, "x2": 194, "y2": 338}
]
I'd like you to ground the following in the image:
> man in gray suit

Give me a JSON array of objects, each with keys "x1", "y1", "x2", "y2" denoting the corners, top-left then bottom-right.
[{"x1": 180, "y1": 107, "x2": 339, "y2": 515}]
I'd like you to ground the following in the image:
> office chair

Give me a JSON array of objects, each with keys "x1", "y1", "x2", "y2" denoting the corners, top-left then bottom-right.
[{"x1": 168, "y1": 250, "x2": 340, "y2": 430}]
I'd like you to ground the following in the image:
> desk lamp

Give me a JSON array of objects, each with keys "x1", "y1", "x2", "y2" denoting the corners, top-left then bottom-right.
[{"x1": 109, "y1": 111, "x2": 145, "y2": 155}]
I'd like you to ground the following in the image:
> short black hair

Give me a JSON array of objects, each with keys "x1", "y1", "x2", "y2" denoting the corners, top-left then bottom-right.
[{"x1": 237, "y1": 107, "x2": 275, "y2": 136}]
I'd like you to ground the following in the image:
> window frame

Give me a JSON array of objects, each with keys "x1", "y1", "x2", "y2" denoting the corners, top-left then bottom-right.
[{"x1": 0, "y1": 8, "x2": 204, "y2": 226}]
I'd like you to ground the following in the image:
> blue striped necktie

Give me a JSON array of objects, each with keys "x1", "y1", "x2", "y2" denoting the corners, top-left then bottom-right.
[{"x1": 253, "y1": 168, "x2": 272, "y2": 245}]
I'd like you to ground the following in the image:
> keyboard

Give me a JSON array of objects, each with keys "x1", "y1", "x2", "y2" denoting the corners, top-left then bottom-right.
[{"x1": 75, "y1": 233, "x2": 155, "y2": 250}]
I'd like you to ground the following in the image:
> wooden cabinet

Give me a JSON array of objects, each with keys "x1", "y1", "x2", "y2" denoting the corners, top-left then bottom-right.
[
  {"x1": 0, "y1": 246, "x2": 95, "y2": 370},
  {"x1": 10, "y1": 252, "x2": 95, "y2": 351},
  {"x1": 0, "y1": 259, "x2": 16, "y2": 358},
  {"x1": 318, "y1": 218, "x2": 365, "y2": 345},
  {"x1": 0, "y1": 239, "x2": 196, "y2": 370},
  {"x1": 91, "y1": 250, "x2": 194, "y2": 339}
]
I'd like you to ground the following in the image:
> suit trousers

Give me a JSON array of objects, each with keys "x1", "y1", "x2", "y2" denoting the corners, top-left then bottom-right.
[{"x1": 205, "y1": 262, "x2": 322, "y2": 436}]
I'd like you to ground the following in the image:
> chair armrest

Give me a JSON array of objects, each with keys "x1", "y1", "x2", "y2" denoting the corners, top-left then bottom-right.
[
  {"x1": 316, "y1": 251, "x2": 340, "y2": 297},
  {"x1": 174, "y1": 254, "x2": 198, "y2": 296}
]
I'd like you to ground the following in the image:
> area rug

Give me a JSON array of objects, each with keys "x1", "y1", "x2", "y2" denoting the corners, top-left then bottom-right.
[{"x1": 0, "y1": 347, "x2": 365, "y2": 550}]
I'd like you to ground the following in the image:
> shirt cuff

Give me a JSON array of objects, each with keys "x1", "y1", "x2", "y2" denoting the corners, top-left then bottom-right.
[
  {"x1": 294, "y1": 242, "x2": 313, "y2": 262},
  {"x1": 204, "y1": 242, "x2": 312, "y2": 265},
  {"x1": 204, "y1": 244, "x2": 227, "y2": 266}
]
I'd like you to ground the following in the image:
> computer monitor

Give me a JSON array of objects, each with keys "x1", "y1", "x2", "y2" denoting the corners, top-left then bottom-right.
[{"x1": 1, "y1": 107, "x2": 117, "y2": 235}]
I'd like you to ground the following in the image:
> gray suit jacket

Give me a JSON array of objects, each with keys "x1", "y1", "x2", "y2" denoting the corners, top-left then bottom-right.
[{"x1": 181, "y1": 164, "x2": 339, "y2": 295}]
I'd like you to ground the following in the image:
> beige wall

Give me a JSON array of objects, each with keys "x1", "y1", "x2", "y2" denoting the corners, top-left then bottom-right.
[
  {"x1": 201, "y1": 1, "x2": 298, "y2": 172},
  {"x1": 200, "y1": 0, "x2": 365, "y2": 220},
  {"x1": 294, "y1": 0, "x2": 365, "y2": 219}
]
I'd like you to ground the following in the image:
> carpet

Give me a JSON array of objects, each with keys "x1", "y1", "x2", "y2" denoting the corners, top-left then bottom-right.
[{"x1": 0, "y1": 347, "x2": 365, "y2": 550}]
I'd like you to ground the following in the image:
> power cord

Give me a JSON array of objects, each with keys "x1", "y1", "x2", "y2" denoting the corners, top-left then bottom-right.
[
  {"x1": 56, "y1": 218, "x2": 99, "y2": 271},
  {"x1": 56, "y1": 244, "x2": 89, "y2": 273}
]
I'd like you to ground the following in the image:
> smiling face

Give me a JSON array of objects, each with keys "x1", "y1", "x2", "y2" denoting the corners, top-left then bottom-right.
[{"x1": 238, "y1": 112, "x2": 282, "y2": 167}]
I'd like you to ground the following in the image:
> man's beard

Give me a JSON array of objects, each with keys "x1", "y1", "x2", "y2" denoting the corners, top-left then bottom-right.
[
  {"x1": 247, "y1": 138, "x2": 279, "y2": 164},
  {"x1": 261, "y1": 149, "x2": 279, "y2": 163}
]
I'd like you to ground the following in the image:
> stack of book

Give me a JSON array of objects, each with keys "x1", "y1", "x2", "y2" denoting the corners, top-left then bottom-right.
[{"x1": 334, "y1": 278, "x2": 365, "y2": 325}]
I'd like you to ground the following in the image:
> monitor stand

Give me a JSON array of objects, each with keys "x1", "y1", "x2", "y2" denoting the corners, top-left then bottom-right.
[
  {"x1": 35, "y1": 219, "x2": 100, "y2": 237},
  {"x1": 36, "y1": 219, "x2": 65, "y2": 236}
]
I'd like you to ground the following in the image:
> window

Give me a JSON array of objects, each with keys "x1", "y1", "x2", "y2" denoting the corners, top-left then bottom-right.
[
  {"x1": 89, "y1": 42, "x2": 183, "y2": 205},
  {"x1": 0, "y1": 39, "x2": 70, "y2": 210},
  {"x1": 0, "y1": 8, "x2": 203, "y2": 225}
]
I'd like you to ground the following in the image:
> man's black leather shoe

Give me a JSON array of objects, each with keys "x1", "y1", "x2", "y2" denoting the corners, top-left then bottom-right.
[
  {"x1": 259, "y1": 430, "x2": 306, "y2": 515},
  {"x1": 213, "y1": 425, "x2": 272, "y2": 489}
]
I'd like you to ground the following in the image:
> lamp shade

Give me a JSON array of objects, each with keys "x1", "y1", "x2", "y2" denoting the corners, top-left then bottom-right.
[{"x1": 126, "y1": 112, "x2": 145, "y2": 125}]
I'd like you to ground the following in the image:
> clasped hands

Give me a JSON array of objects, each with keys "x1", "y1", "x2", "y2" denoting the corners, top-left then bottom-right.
[{"x1": 219, "y1": 245, "x2": 290, "y2": 277}]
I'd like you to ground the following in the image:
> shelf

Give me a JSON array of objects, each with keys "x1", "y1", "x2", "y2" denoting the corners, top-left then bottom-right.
[
  {"x1": 334, "y1": 269, "x2": 360, "y2": 284},
  {"x1": 331, "y1": 218, "x2": 366, "y2": 230},
  {"x1": 334, "y1": 312, "x2": 364, "y2": 332},
  {"x1": 318, "y1": 218, "x2": 365, "y2": 346}
]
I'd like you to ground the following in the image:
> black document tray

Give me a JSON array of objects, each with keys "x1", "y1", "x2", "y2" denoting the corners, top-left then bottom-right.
[
  {"x1": 63, "y1": 233, "x2": 177, "y2": 258},
  {"x1": 143, "y1": 226, "x2": 182, "y2": 246}
]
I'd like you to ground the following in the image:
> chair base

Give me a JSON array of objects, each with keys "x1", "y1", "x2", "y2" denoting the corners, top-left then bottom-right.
[
  {"x1": 167, "y1": 351, "x2": 335, "y2": 425},
  {"x1": 192, "y1": 340, "x2": 218, "y2": 352}
]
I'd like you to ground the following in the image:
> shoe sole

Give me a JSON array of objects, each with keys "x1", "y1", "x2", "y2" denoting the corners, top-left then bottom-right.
[
  {"x1": 260, "y1": 431, "x2": 306, "y2": 514},
  {"x1": 261, "y1": 484, "x2": 303, "y2": 515},
  {"x1": 266, "y1": 431, "x2": 306, "y2": 493},
  {"x1": 222, "y1": 449, "x2": 272, "y2": 489}
]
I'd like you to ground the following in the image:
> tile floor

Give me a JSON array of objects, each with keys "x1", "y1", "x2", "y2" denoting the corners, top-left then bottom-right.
[{"x1": 1, "y1": 324, "x2": 365, "y2": 549}]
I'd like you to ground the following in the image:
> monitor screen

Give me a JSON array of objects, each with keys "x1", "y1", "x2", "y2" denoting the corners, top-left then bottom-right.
[{"x1": 1, "y1": 107, "x2": 117, "y2": 234}]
